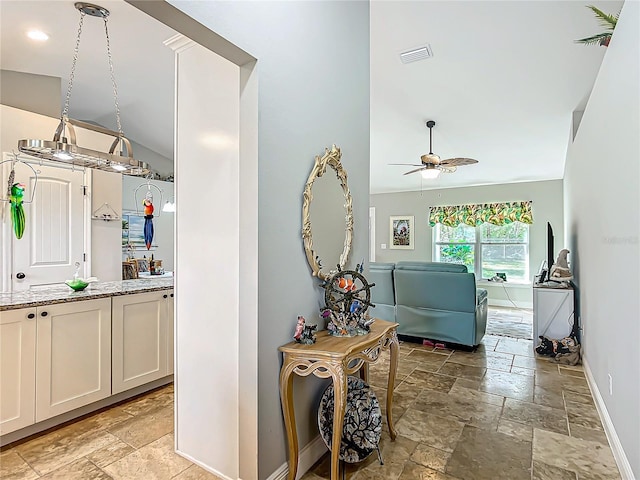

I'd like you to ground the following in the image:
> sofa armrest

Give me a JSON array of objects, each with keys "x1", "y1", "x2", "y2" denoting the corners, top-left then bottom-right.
[{"x1": 476, "y1": 288, "x2": 488, "y2": 306}]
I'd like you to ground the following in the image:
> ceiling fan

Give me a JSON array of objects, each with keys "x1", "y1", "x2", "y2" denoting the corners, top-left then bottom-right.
[{"x1": 391, "y1": 120, "x2": 479, "y2": 179}]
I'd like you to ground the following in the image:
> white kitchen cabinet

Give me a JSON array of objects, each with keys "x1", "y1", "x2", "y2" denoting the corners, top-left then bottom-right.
[
  {"x1": 112, "y1": 290, "x2": 172, "y2": 394},
  {"x1": 35, "y1": 298, "x2": 112, "y2": 422},
  {"x1": 0, "y1": 308, "x2": 37, "y2": 435}
]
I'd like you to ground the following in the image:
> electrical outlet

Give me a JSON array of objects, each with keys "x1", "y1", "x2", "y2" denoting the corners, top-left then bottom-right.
[{"x1": 608, "y1": 373, "x2": 613, "y2": 396}]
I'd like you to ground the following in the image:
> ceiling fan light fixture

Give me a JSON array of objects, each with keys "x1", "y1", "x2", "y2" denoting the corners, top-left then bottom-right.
[
  {"x1": 17, "y1": 2, "x2": 148, "y2": 176},
  {"x1": 420, "y1": 166, "x2": 441, "y2": 179}
]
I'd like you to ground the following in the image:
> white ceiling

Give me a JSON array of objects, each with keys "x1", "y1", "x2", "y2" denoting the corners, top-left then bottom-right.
[
  {"x1": 0, "y1": 0, "x2": 177, "y2": 160},
  {"x1": 1, "y1": 1, "x2": 623, "y2": 191},
  {"x1": 370, "y1": 0, "x2": 623, "y2": 194}
]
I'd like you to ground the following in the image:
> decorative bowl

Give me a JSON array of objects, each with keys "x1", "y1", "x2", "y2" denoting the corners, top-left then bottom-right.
[{"x1": 65, "y1": 279, "x2": 89, "y2": 291}]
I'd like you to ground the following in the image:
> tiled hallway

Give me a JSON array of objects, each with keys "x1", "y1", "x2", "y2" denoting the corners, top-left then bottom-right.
[
  {"x1": 0, "y1": 384, "x2": 220, "y2": 479},
  {"x1": 1, "y1": 309, "x2": 620, "y2": 480},
  {"x1": 304, "y1": 322, "x2": 620, "y2": 479}
]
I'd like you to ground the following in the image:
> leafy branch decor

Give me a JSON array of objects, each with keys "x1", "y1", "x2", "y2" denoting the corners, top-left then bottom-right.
[{"x1": 575, "y1": 5, "x2": 619, "y2": 47}]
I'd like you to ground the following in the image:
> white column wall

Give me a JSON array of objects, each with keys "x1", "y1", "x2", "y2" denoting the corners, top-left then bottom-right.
[{"x1": 173, "y1": 39, "x2": 242, "y2": 479}]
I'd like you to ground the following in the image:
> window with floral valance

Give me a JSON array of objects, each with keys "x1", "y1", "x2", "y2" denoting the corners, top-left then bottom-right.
[{"x1": 428, "y1": 201, "x2": 533, "y2": 227}]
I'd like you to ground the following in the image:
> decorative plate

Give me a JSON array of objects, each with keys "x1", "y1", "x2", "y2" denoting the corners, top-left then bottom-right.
[{"x1": 317, "y1": 376, "x2": 382, "y2": 463}]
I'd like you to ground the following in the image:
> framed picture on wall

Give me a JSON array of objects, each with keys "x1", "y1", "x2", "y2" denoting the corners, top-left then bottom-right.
[{"x1": 390, "y1": 215, "x2": 414, "y2": 250}]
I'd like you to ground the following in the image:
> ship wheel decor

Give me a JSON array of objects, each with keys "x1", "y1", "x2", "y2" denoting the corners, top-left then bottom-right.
[{"x1": 321, "y1": 265, "x2": 376, "y2": 337}]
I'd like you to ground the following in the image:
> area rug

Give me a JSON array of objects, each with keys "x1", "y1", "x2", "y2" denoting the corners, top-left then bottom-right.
[{"x1": 486, "y1": 307, "x2": 533, "y2": 340}]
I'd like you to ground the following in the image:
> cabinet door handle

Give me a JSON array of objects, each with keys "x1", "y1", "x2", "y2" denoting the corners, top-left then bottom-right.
[
  {"x1": 27, "y1": 313, "x2": 35, "y2": 319},
  {"x1": 16, "y1": 272, "x2": 26, "y2": 279},
  {"x1": 40, "y1": 311, "x2": 48, "y2": 317},
  {"x1": 163, "y1": 294, "x2": 168, "y2": 299},
  {"x1": 170, "y1": 293, "x2": 174, "y2": 298}
]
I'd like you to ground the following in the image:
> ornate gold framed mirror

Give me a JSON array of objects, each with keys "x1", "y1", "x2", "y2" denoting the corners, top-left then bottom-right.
[{"x1": 302, "y1": 145, "x2": 353, "y2": 280}]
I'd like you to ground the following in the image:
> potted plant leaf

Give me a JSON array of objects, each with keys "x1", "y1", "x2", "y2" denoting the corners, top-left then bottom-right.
[{"x1": 575, "y1": 5, "x2": 619, "y2": 47}]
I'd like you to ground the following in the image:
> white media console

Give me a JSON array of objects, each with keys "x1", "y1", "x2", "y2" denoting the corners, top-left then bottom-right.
[{"x1": 532, "y1": 283, "x2": 575, "y2": 350}]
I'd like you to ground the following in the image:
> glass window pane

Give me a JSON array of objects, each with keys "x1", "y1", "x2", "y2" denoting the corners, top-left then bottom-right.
[
  {"x1": 481, "y1": 244, "x2": 528, "y2": 282},
  {"x1": 435, "y1": 224, "x2": 475, "y2": 243},
  {"x1": 480, "y1": 223, "x2": 528, "y2": 243},
  {"x1": 435, "y1": 244, "x2": 475, "y2": 275}
]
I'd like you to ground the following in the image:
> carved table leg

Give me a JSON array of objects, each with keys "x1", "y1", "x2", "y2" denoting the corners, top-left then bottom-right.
[
  {"x1": 329, "y1": 364, "x2": 347, "y2": 480},
  {"x1": 359, "y1": 362, "x2": 369, "y2": 384},
  {"x1": 279, "y1": 358, "x2": 298, "y2": 480},
  {"x1": 386, "y1": 331, "x2": 399, "y2": 440}
]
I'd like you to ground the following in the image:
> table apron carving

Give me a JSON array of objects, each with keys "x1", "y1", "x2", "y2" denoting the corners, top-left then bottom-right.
[{"x1": 278, "y1": 319, "x2": 399, "y2": 480}]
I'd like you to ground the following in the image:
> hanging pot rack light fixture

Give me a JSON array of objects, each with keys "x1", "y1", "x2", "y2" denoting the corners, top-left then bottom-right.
[{"x1": 18, "y1": 2, "x2": 149, "y2": 176}]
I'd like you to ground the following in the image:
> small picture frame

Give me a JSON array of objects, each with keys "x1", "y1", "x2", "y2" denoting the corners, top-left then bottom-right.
[
  {"x1": 390, "y1": 215, "x2": 414, "y2": 250},
  {"x1": 135, "y1": 258, "x2": 150, "y2": 273}
]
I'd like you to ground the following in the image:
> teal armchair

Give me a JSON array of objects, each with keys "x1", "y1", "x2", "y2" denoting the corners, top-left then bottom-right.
[
  {"x1": 368, "y1": 261, "x2": 487, "y2": 347},
  {"x1": 393, "y1": 262, "x2": 487, "y2": 347},
  {"x1": 368, "y1": 262, "x2": 396, "y2": 323}
]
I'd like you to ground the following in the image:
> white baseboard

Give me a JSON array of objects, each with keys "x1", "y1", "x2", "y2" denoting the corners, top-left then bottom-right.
[
  {"x1": 266, "y1": 435, "x2": 327, "y2": 480},
  {"x1": 175, "y1": 449, "x2": 234, "y2": 480},
  {"x1": 488, "y1": 299, "x2": 533, "y2": 309},
  {"x1": 582, "y1": 357, "x2": 635, "y2": 480}
]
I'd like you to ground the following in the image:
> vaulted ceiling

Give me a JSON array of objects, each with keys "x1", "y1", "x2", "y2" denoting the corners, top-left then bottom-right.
[{"x1": 0, "y1": 0, "x2": 623, "y2": 191}]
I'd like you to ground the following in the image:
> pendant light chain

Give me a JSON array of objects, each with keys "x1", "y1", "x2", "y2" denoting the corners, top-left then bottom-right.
[
  {"x1": 62, "y1": 11, "x2": 86, "y2": 120},
  {"x1": 103, "y1": 17, "x2": 123, "y2": 137},
  {"x1": 61, "y1": 9, "x2": 123, "y2": 138}
]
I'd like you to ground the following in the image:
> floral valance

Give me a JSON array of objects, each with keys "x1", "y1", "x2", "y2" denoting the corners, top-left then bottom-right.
[{"x1": 429, "y1": 201, "x2": 533, "y2": 227}]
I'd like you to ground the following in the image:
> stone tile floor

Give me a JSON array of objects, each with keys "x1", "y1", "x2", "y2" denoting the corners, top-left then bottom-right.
[
  {"x1": 0, "y1": 308, "x2": 619, "y2": 480},
  {"x1": 0, "y1": 384, "x2": 222, "y2": 480},
  {"x1": 303, "y1": 316, "x2": 621, "y2": 480}
]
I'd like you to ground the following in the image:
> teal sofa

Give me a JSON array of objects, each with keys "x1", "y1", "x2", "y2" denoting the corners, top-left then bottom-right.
[{"x1": 369, "y1": 261, "x2": 488, "y2": 347}]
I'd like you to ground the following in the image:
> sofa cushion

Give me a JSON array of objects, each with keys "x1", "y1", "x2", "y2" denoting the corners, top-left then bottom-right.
[
  {"x1": 476, "y1": 288, "x2": 488, "y2": 306},
  {"x1": 395, "y1": 261, "x2": 468, "y2": 273},
  {"x1": 369, "y1": 263, "x2": 396, "y2": 307},
  {"x1": 370, "y1": 262, "x2": 395, "y2": 271}
]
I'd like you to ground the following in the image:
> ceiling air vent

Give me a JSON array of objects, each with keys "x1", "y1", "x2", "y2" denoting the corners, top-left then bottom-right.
[{"x1": 399, "y1": 44, "x2": 433, "y2": 64}]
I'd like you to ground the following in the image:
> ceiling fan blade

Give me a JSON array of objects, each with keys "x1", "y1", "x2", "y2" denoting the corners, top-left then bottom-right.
[
  {"x1": 440, "y1": 157, "x2": 479, "y2": 167},
  {"x1": 388, "y1": 163, "x2": 424, "y2": 166},
  {"x1": 403, "y1": 166, "x2": 426, "y2": 176}
]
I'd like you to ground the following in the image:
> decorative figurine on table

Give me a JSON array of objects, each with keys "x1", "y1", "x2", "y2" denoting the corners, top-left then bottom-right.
[
  {"x1": 550, "y1": 249, "x2": 573, "y2": 283},
  {"x1": 320, "y1": 262, "x2": 376, "y2": 337},
  {"x1": 293, "y1": 315, "x2": 317, "y2": 344},
  {"x1": 143, "y1": 191, "x2": 154, "y2": 250}
]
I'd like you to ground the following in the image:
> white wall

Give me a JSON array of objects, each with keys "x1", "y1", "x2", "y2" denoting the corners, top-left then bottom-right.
[
  {"x1": 173, "y1": 39, "x2": 243, "y2": 479},
  {"x1": 91, "y1": 169, "x2": 123, "y2": 282},
  {"x1": 563, "y1": 1, "x2": 639, "y2": 476},
  {"x1": 0, "y1": 70, "x2": 60, "y2": 118},
  {"x1": 122, "y1": 176, "x2": 174, "y2": 272},
  {"x1": 167, "y1": 2, "x2": 370, "y2": 478},
  {"x1": 370, "y1": 180, "x2": 563, "y2": 307}
]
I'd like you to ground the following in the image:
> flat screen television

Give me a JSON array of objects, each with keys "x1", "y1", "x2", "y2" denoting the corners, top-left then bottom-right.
[{"x1": 540, "y1": 222, "x2": 554, "y2": 283}]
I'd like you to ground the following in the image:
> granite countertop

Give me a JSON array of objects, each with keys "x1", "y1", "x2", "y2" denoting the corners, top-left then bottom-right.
[{"x1": 0, "y1": 277, "x2": 174, "y2": 311}]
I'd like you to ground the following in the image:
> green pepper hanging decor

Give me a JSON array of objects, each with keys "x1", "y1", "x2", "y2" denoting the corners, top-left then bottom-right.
[
  {"x1": 2, "y1": 155, "x2": 38, "y2": 240},
  {"x1": 10, "y1": 180, "x2": 26, "y2": 239}
]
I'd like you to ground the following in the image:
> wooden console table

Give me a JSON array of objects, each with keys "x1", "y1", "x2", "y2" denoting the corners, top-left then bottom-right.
[{"x1": 278, "y1": 318, "x2": 399, "y2": 480}]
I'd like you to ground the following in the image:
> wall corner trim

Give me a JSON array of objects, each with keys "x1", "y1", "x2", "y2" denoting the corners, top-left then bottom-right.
[
  {"x1": 266, "y1": 435, "x2": 326, "y2": 480},
  {"x1": 175, "y1": 448, "x2": 234, "y2": 480},
  {"x1": 582, "y1": 356, "x2": 635, "y2": 479}
]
